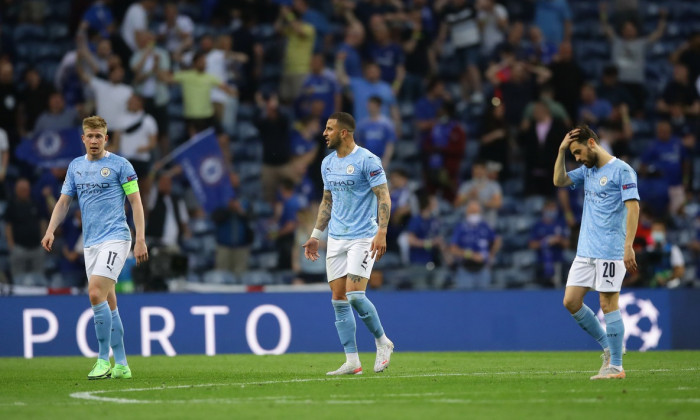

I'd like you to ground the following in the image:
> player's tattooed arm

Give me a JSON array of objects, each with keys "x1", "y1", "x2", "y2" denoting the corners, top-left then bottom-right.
[
  {"x1": 372, "y1": 183, "x2": 391, "y2": 230},
  {"x1": 314, "y1": 190, "x2": 333, "y2": 231}
]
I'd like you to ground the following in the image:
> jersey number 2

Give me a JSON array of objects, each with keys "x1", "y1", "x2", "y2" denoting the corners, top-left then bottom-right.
[{"x1": 602, "y1": 262, "x2": 615, "y2": 278}]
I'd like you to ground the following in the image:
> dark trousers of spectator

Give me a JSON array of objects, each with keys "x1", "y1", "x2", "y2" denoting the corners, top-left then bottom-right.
[
  {"x1": 276, "y1": 233, "x2": 295, "y2": 271},
  {"x1": 10, "y1": 245, "x2": 46, "y2": 286}
]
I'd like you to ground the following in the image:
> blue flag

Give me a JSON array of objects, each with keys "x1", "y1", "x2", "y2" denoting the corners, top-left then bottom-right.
[
  {"x1": 15, "y1": 128, "x2": 85, "y2": 168},
  {"x1": 171, "y1": 128, "x2": 234, "y2": 213}
]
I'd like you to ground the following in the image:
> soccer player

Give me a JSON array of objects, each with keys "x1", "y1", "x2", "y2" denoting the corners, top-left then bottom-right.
[
  {"x1": 553, "y1": 125, "x2": 640, "y2": 380},
  {"x1": 303, "y1": 112, "x2": 394, "y2": 375},
  {"x1": 41, "y1": 116, "x2": 149, "y2": 380}
]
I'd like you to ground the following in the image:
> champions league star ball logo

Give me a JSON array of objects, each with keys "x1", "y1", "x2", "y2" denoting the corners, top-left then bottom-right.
[
  {"x1": 36, "y1": 131, "x2": 62, "y2": 158},
  {"x1": 597, "y1": 292, "x2": 662, "y2": 352},
  {"x1": 200, "y1": 157, "x2": 225, "y2": 185}
]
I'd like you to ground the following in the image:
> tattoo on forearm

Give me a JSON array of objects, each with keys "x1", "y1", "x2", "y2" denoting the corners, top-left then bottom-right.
[
  {"x1": 348, "y1": 273, "x2": 364, "y2": 283},
  {"x1": 315, "y1": 190, "x2": 333, "y2": 231},
  {"x1": 372, "y1": 184, "x2": 391, "y2": 229}
]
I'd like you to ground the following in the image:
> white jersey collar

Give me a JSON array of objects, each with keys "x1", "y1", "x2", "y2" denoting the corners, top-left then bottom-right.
[{"x1": 84, "y1": 151, "x2": 110, "y2": 160}]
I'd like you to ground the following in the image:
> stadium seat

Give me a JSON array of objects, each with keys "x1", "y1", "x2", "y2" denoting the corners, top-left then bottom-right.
[{"x1": 12, "y1": 24, "x2": 47, "y2": 43}]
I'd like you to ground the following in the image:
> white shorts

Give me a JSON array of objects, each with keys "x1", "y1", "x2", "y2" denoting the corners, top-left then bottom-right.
[
  {"x1": 566, "y1": 256, "x2": 626, "y2": 292},
  {"x1": 326, "y1": 237, "x2": 376, "y2": 282},
  {"x1": 84, "y1": 240, "x2": 131, "y2": 282}
]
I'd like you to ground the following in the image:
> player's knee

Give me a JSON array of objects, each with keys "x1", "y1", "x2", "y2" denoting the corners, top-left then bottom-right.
[
  {"x1": 562, "y1": 296, "x2": 582, "y2": 314},
  {"x1": 332, "y1": 293, "x2": 347, "y2": 301}
]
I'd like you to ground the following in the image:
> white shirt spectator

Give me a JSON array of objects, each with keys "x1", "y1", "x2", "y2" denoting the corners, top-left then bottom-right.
[
  {"x1": 0, "y1": 127, "x2": 9, "y2": 177},
  {"x1": 121, "y1": 2, "x2": 148, "y2": 52},
  {"x1": 116, "y1": 111, "x2": 157, "y2": 162},
  {"x1": 158, "y1": 15, "x2": 194, "y2": 54},
  {"x1": 88, "y1": 78, "x2": 133, "y2": 130},
  {"x1": 206, "y1": 49, "x2": 230, "y2": 104},
  {"x1": 478, "y1": 3, "x2": 508, "y2": 56}
]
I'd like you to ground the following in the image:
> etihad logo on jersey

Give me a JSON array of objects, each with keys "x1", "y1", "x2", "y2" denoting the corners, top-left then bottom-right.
[
  {"x1": 76, "y1": 183, "x2": 110, "y2": 194},
  {"x1": 328, "y1": 180, "x2": 355, "y2": 187}
]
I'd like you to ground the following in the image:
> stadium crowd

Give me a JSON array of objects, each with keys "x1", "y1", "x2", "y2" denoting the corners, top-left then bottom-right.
[{"x1": 0, "y1": 0, "x2": 698, "y2": 292}]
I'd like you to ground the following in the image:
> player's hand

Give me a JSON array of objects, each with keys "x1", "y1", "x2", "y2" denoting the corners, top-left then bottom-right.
[
  {"x1": 303, "y1": 237, "x2": 320, "y2": 261},
  {"x1": 134, "y1": 239, "x2": 149, "y2": 266},
  {"x1": 624, "y1": 245, "x2": 637, "y2": 274},
  {"x1": 370, "y1": 233, "x2": 387, "y2": 261},
  {"x1": 559, "y1": 128, "x2": 580, "y2": 153},
  {"x1": 41, "y1": 232, "x2": 54, "y2": 252}
]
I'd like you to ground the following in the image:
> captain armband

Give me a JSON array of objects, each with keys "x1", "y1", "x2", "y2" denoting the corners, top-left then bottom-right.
[{"x1": 122, "y1": 180, "x2": 139, "y2": 195}]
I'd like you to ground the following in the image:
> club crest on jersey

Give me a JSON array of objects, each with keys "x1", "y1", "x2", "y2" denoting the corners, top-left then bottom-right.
[
  {"x1": 101, "y1": 167, "x2": 111, "y2": 177},
  {"x1": 346, "y1": 165, "x2": 355, "y2": 174},
  {"x1": 599, "y1": 176, "x2": 608, "y2": 186}
]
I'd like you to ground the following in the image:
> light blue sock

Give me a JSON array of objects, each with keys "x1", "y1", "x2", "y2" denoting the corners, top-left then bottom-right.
[
  {"x1": 347, "y1": 291, "x2": 385, "y2": 339},
  {"x1": 92, "y1": 301, "x2": 112, "y2": 362},
  {"x1": 604, "y1": 310, "x2": 625, "y2": 367},
  {"x1": 332, "y1": 300, "x2": 357, "y2": 353},
  {"x1": 110, "y1": 308, "x2": 127, "y2": 366},
  {"x1": 572, "y1": 304, "x2": 609, "y2": 350}
]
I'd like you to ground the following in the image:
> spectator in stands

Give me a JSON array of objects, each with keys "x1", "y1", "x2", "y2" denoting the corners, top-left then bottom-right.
[
  {"x1": 335, "y1": 58, "x2": 400, "y2": 131},
  {"x1": 5, "y1": 179, "x2": 47, "y2": 285},
  {"x1": 0, "y1": 127, "x2": 8, "y2": 201},
  {"x1": 293, "y1": 0, "x2": 330, "y2": 54},
  {"x1": 388, "y1": 168, "x2": 414, "y2": 254},
  {"x1": 32, "y1": 168, "x2": 66, "y2": 216},
  {"x1": 455, "y1": 160, "x2": 503, "y2": 227},
  {"x1": 519, "y1": 101, "x2": 567, "y2": 197},
  {"x1": 157, "y1": 1, "x2": 195, "y2": 65},
  {"x1": 405, "y1": 192, "x2": 444, "y2": 288},
  {"x1": 161, "y1": 52, "x2": 236, "y2": 161},
  {"x1": 81, "y1": 0, "x2": 115, "y2": 39},
  {"x1": 336, "y1": 11, "x2": 365, "y2": 79},
  {"x1": 521, "y1": 83, "x2": 571, "y2": 130},
  {"x1": 274, "y1": 179, "x2": 304, "y2": 271},
  {"x1": 145, "y1": 173, "x2": 190, "y2": 251},
  {"x1": 600, "y1": 103, "x2": 633, "y2": 158},
  {"x1": 255, "y1": 92, "x2": 294, "y2": 204},
  {"x1": 477, "y1": 0, "x2": 509, "y2": 61},
  {"x1": 289, "y1": 115, "x2": 321, "y2": 173},
  {"x1": 401, "y1": 7, "x2": 438, "y2": 102},
  {"x1": 17, "y1": 68, "x2": 53, "y2": 138},
  {"x1": 110, "y1": 95, "x2": 157, "y2": 195},
  {"x1": 534, "y1": 0, "x2": 572, "y2": 46},
  {"x1": 493, "y1": 60, "x2": 551, "y2": 128},
  {"x1": 437, "y1": 0, "x2": 483, "y2": 103},
  {"x1": 529, "y1": 199, "x2": 569, "y2": 288},
  {"x1": 130, "y1": 30, "x2": 170, "y2": 153},
  {"x1": 0, "y1": 60, "x2": 18, "y2": 142},
  {"x1": 76, "y1": 62, "x2": 132, "y2": 133},
  {"x1": 355, "y1": 96, "x2": 397, "y2": 168},
  {"x1": 120, "y1": 0, "x2": 157, "y2": 53},
  {"x1": 490, "y1": 20, "x2": 527, "y2": 63},
  {"x1": 600, "y1": 4, "x2": 667, "y2": 114},
  {"x1": 578, "y1": 83, "x2": 613, "y2": 130},
  {"x1": 212, "y1": 195, "x2": 253, "y2": 276},
  {"x1": 292, "y1": 204, "x2": 327, "y2": 284},
  {"x1": 450, "y1": 200, "x2": 501, "y2": 289},
  {"x1": 657, "y1": 64, "x2": 700, "y2": 117},
  {"x1": 478, "y1": 100, "x2": 510, "y2": 181},
  {"x1": 33, "y1": 92, "x2": 80, "y2": 134},
  {"x1": 276, "y1": 5, "x2": 316, "y2": 103},
  {"x1": 548, "y1": 41, "x2": 583, "y2": 120},
  {"x1": 297, "y1": 53, "x2": 341, "y2": 121},
  {"x1": 422, "y1": 100, "x2": 466, "y2": 202},
  {"x1": 667, "y1": 102, "x2": 700, "y2": 147},
  {"x1": 596, "y1": 65, "x2": 635, "y2": 111},
  {"x1": 524, "y1": 25, "x2": 558, "y2": 66},
  {"x1": 367, "y1": 15, "x2": 405, "y2": 93},
  {"x1": 57, "y1": 207, "x2": 85, "y2": 287},
  {"x1": 415, "y1": 77, "x2": 448, "y2": 141},
  {"x1": 636, "y1": 221, "x2": 686, "y2": 288},
  {"x1": 672, "y1": 31, "x2": 700, "y2": 84},
  {"x1": 640, "y1": 120, "x2": 691, "y2": 215}
]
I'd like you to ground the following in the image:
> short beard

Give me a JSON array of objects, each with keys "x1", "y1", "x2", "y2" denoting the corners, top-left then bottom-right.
[{"x1": 328, "y1": 134, "x2": 340, "y2": 149}]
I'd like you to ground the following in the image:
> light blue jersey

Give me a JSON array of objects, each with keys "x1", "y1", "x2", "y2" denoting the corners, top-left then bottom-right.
[
  {"x1": 322, "y1": 145, "x2": 387, "y2": 240},
  {"x1": 61, "y1": 152, "x2": 137, "y2": 247},
  {"x1": 567, "y1": 157, "x2": 640, "y2": 260}
]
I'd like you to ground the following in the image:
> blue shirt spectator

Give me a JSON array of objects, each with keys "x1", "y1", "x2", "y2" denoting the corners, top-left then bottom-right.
[
  {"x1": 641, "y1": 121, "x2": 687, "y2": 187},
  {"x1": 367, "y1": 19, "x2": 405, "y2": 85},
  {"x1": 450, "y1": 201, "x2": 500, "y2": 289},
  {"x1": 406, "y1": 194, "x2": 442, "y2": 266},
  {"x1": 297, "y1": 55, "x2": 340, "y2": 120},
  {"x1": 578, "y1": 84, "x2": 613, "y2": 129},
  {"x1": 529, "y1": 201, "x2": 569, "y2": 281},
  {"x1": 82, "y1": 1, "x2": 115, "y2": 38},
  {"x1": 414, "y1": 78, "x2": 446, "y2": 137},
  {"x1": 348, "y1": 73, "x2": 396, "y2": 123},
  {"x1": 534, "y1": 0, "x2": 572, "y2": 45},
  {"x1": 355, "y1": 96, "x2": 396, "y2": 164}
]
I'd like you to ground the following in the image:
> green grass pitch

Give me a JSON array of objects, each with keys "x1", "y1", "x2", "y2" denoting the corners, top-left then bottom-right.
[{"x1": 1, "y1": 351, "x2": 698, "y2": 419}]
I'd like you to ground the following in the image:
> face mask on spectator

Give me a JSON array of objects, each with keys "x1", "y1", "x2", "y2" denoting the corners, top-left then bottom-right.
[
  {"x1": 466, "y1": 214, "x2": 482, "y2": 224},
  {"x1": 651, "y1": 231, "x2": 665, "y2": 244}
]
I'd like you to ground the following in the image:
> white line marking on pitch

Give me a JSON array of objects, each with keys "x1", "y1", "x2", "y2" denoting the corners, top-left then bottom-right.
[{"x1": 68, "y1": 367, "x2": 700, "y2": 405}]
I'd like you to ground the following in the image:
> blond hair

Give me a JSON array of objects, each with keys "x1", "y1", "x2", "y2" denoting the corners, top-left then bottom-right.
[{"x1": 82, "y1": 115, "x2": 108, "y2": 134}]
